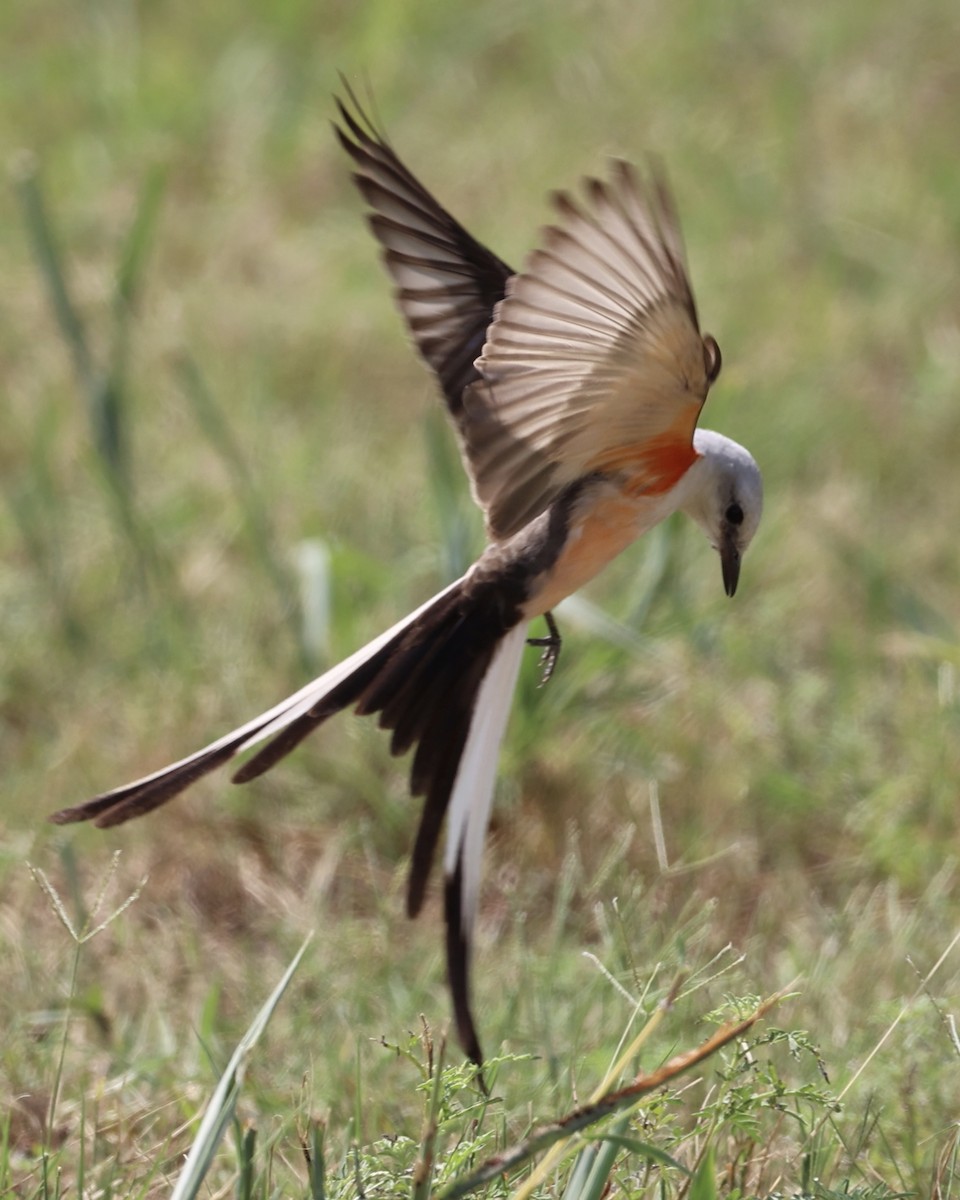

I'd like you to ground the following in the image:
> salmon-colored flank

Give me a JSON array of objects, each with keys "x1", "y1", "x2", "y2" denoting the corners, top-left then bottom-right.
[{"x1": 526, "y1": 492, "x2": 648, "y2": 616}]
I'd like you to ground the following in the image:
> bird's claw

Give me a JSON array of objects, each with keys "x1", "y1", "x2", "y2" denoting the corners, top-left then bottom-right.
[{"x1": 526, "y1": 611, "x2": 562, "y2": 687}]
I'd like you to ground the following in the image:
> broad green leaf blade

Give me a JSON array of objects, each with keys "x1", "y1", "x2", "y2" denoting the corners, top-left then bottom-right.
[
  {"x1": 590, "y1": 1133, "x2": 687, "y2": 1175},
  {"x1": 688, "y1": 1146, "x2": 718, "y2": 1200}
]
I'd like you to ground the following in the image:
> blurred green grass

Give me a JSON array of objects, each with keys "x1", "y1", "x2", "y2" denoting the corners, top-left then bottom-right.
[{"x1": 2, "y1": 0, "x2": 960, "y2": 1193}]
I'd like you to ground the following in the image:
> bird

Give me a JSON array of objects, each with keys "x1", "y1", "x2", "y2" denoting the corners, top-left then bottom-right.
[{"x1": 50, "y1": 91, "x2": 763, "y2": 1070}]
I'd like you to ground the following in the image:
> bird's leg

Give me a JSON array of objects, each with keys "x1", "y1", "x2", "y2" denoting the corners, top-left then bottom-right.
[{"x1": 526, "y1": 611, "x2": 562, "y2": 687}]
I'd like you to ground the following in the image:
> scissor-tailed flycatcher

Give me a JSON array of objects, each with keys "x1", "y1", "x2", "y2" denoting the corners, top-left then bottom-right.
[{"x1": 51, "y1": 94, "x2": 762, "y2": 1068}]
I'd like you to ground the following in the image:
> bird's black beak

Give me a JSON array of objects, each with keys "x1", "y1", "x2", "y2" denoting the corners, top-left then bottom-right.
[{"x1": 721, "y1": 536, "x2": 741, "y2": 597}]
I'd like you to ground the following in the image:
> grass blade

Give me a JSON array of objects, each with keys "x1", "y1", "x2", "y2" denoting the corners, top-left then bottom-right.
[
  {"x1": 170, "y1": 935, "x2": 313, "y2": 1200},
  {"x1": 13, "y1": 153, "x2": 180, "y2": 596},
  {"x1": 103, "y1": 164, "x2": 167, "y2": 487},
  {"x1": 306, "y1": 1121, "x2": 327, "y2": 1200},
  {"x1": 114, "y1": 164, "x2": 167, "y2": 316},
  {"x1": 175, "y1": 352, "x2": 308, "y2": 667},
  {"x1": 235, "y1": 1123, "x2": 256, "y2": 1200},
  {"x1": 574, "y1": 1118, "x2": 625, "y2": 1200},
  {"x1": 11, "y1": 151, "x2": 96, "y2": 397},
  {"x1": 687, "y1": 1146, "x2": 718, "y2": 1200},
  {"x1": 411, "y1": 1033, "x2": 447, "y2": 1200}
]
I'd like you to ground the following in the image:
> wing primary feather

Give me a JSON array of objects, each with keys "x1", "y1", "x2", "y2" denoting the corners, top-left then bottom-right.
[{"x1": 334, "y1": 91, "x2": 514, "y2": 421}]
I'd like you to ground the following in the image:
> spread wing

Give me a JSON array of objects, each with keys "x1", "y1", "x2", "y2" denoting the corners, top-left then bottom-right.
[
  {"x1": 462, "y1": 159, "x2": 722, "y2": 540},
  {"x1": 334, "y1": 92, "x2": 514, "y2": 417}
]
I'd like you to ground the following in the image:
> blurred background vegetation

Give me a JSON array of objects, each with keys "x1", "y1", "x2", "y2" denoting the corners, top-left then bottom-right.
[{"x1": 2, "y1": 0, "x2": 960, "y2": 1194}]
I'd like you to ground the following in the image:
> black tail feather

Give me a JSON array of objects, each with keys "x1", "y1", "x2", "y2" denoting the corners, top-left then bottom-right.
[
  {"x1": 231, "y1": 643, "x2": 399, "y2": 784},
  {"x1": 51, "y1": 578, "x2": 519, "y2": 934},
  {"x1": 51, "y1": 737, "x2": 251, "y2": 828},
  {"x1": 445, "y1": 857, "x2": 486, "y2": 1085}
]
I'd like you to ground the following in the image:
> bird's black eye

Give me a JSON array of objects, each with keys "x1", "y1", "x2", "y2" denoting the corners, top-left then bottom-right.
[{"x1": 725, "y1": 502, "x2": 744, "y2": 526}]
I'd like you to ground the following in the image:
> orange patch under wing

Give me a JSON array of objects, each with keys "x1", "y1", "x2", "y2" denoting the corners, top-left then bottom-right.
[
  {"x1": 589, "y1": 432, "x2": 699, "y2": 496},
  {"x1": 585, "y1": 395, "x2": 702, "y2": 496}
]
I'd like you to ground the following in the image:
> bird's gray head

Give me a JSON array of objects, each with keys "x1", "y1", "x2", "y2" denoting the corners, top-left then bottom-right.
[{"x1": 680, "y1": 429, "x2": 763, "y2": 597}]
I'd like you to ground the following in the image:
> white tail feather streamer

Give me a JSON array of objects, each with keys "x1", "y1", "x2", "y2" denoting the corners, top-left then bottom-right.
[{"x1": 444, "y1": 623, "x2": 528, "y2": 931}]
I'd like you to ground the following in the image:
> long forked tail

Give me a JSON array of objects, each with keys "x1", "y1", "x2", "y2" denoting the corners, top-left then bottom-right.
[{"x1": 50, "y1": 574, "x2": 529, "y2": 1066}]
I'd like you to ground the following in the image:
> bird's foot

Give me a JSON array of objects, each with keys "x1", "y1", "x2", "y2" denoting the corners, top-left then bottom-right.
[{"x1": 526, "y1": 611, "x2": 562, "y2": 687}]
